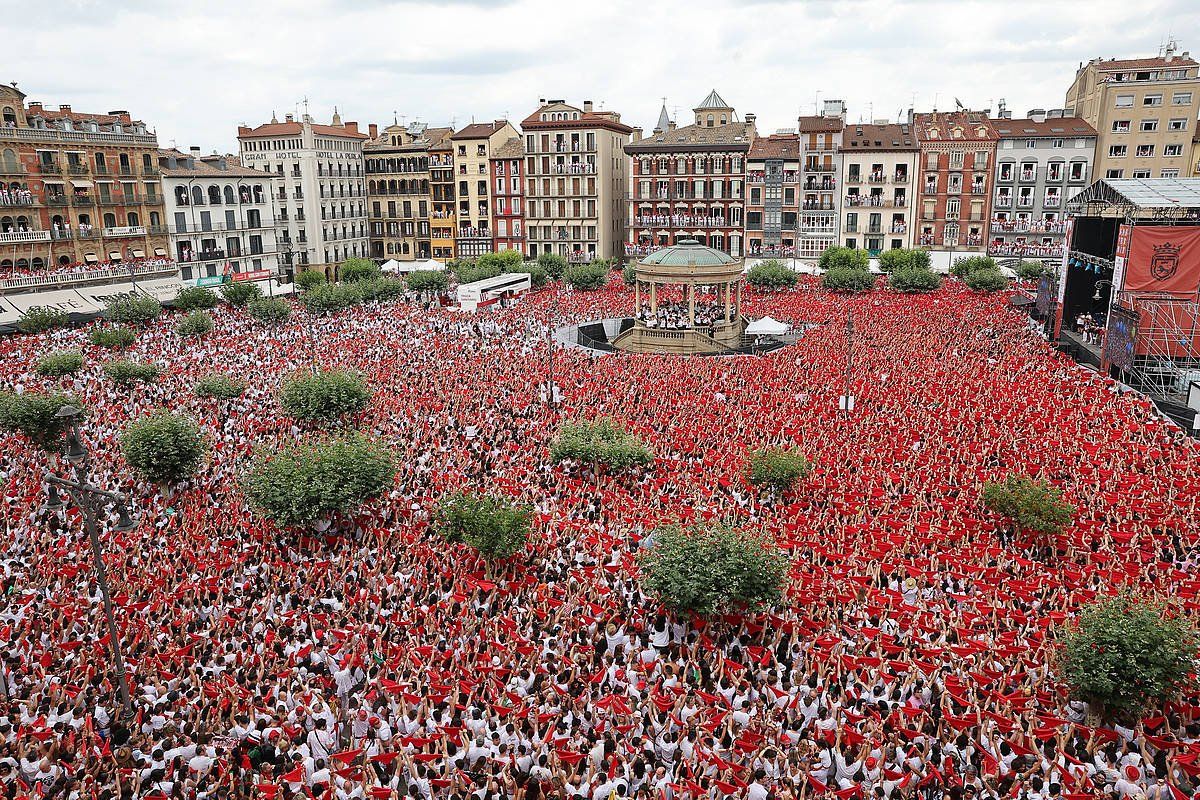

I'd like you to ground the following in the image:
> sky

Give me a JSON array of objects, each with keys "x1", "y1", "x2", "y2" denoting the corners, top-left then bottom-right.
[{"x1": 9, "y1": 0, "x2": 1200, "y2": 153}]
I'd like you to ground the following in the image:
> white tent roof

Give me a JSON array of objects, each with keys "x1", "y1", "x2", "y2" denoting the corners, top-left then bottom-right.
[
  {"x1": 745, "y1": 316, "x2": 790, "y2": 335},
  {"x1": 6, "y1": 288, "x2": 101, "y2": 315},
  {"x1": 380, "y1": 259, "x2": 403, "y2": 273},
  {"x1": 253, "y1": 280, "x2": 295, "y2": 297},
  {"x1": 383, "y1": 258, "x2": 446, "y2": 274},
  {"x1": 999, "y1": 266, "x2": 1019, "y2": 279}
]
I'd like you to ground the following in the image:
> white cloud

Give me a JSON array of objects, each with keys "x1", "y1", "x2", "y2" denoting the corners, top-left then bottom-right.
[{"x1": 8, "y1": 0, "x2": 1199, "y2": 150}]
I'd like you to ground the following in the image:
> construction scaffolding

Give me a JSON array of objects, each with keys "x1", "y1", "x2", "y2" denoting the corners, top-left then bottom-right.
[{"x1": 1113, "y1": 290, "x2": 1200, "y2": 403}]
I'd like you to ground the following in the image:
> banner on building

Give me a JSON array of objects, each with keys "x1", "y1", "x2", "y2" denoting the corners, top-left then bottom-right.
[
  {"x1": 1113, "y1": 223, "x2": 1131, "y2": 291},
  {"x1": 1122, "y1": 225, "x2": 1200, "y2": 295}
]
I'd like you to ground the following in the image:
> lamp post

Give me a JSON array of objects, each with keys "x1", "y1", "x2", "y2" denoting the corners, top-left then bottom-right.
[
  {"x1": 840, "y1": 310, "x2": 855, "y2": 413},
  {"x1": 43, "y1": 404, "x2": 136, "y2": 718}
]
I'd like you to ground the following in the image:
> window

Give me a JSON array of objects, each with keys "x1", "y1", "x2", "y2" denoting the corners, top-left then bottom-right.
[
  {"x1": 1115, "y1": 94, "x2": 1134, "y2": 108},
  {"x1": 1168, "y1": 118, "x2": 1188, "y2": 131},
  {"x1": 1111, "y1": 120, "x2": 1130, "y2": 133},
  {"x1": 1161, "y1": 169, "x2": 1180, "y2": 178},
  {"x1": 1164, "y1": 144, "x2": 1183, "y2": 157},
  {"x1": 949, "y1": 151, "x2": 964, "y2": 169},
  {"x1": 1051, "y1": 139, "x2": 1064, "y2": 148},
  {"x1": 1105, "y1": 169, "x2": 1123, "y2": 179},
  {"x1": 1132, "y1": 169, "x2": 1151, "y2": 179},
  {"x1": 1140, "y1": 119, "x2": 1159, "y2": 132},
  {"x1": 1172, "y1": 92, "x2": 1193, "y2": 105},
  {"x1": 1143, "y1": 94, "x2": 1162, "y2": 106},
  {"x1": 1108, "y1": 145, "x2": 1127, "y2": 158},
  {"x1": 1135, "y1": 144, "x2": 1155, "y2": 158},
  {"x1": 1025, "y1": 139, "x2": 1036, "y2": 148}
]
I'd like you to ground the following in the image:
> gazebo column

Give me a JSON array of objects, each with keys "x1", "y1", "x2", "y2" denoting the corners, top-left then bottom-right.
[
  {"x1": 649, "y1": 281, "x2": 657, "y2": 313},
  {"x1": 688, "y1": 282, "x2": 696, "y2": 327},
  {"x1": 735, "y1": 280, "x2": 742, "y2": 320},
  {"x1": 724, "y1": 281, "x2": 732, "y2": 322},
  {"x1": 635, "y1": 279, "x2": 641, "y2": 312}
]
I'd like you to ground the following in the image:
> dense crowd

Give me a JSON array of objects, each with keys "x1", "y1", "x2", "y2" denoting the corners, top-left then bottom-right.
[{"x1": 0, "y1": 278, "x2": 1198, "y2": 800}]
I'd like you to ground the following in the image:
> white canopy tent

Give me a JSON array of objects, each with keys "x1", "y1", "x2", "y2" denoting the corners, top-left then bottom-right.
[
  {"x1": 745, "y1": 316, "x2": 791, "y2": 336},
  {"x1": 382, "y1": 258, "x2": 446, "y2": 274},
  {"x1": 252, "y1": 280, "x2": 296, "y2": 297},
  {"x1": 998, "y1": 265, "x2": 1019, "y2": 279}
]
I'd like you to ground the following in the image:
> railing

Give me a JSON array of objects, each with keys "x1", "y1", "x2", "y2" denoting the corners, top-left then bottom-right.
[
  {"x1": 867, "y1": 174, "x2": 887, "y2": 183},
  {"x1": 39, "y1": 163, "x2": 62, "y2": 174},
  {"x1": 918, "y1": 235, "x2": 935, "y2": 245},
  {"x1": 989, "y1": 218, "x2": 1067, "y2": 234},
  {"x1": 1043, "y1": 196, "x2": 1062, "y2": 208},
  {"x1": 802, "y1": 180, "x2": 837, "y2": 190},
  {"x1": 805, "y1": 163, "x2": 837, "y2": 172},
  {"x1": 988, "y1": 242, "x2": 1062, "y2": 258},
  {"x1": 1067, "y1": 172, "x2": 1087, "y2": 182},
  {"x1": 550, "y1": 164, "x2": 595, "y2": 174},
  {"x1": 68, "y1": 164, "x2": 88, "y2": 175},
  {"x1": 1018, "y1": 171, "x2": 1036, "y2": 182},
  {"x1": 178, "y1": 249, "x2": 226, "y2": 263},
  {"x1": 801, "y1": 203, "x2": 835, "y2": 211},
  {"x1": 995, "y1": 196, "x2": 1013, "y2": 208},
  {"x1": 0, "y1": 126, "x2": 158, "y2": 146},
  {"x1": 0, "y1": 260, "x2": 175, "y2": 291},
  {"x1": 970, "y1": 185, "x2": 987, "y2": 194},
  {"x1": 893, "y1": 173, "x2": 909, "y2": 183},
  {"x1": 72, "y1": 195, "x2": 94, "y2": 206},
  {"x1": 890, "y1": 224, "x2": 907, "y2": 234},
  {"x1": 867, "y1": 225, "x2": 883, "y2": 234},
  {"x1": 845, "y1": 175, "x2": 861, "y2": 184},
  {"x1": 103, "y1": 226, "x2": 146, "y2": 238},
  {"x1": 0, "y1": 195, "x2": 33, "y2": 207},
  {"x1": 965, "y1": 235, "x2": 983, "y2": 246},
  {"x1": 0, "y1": 230, "x2": 51, "y2": 243},
  {"x1": 844, "y1": 224, "x2": 858, "y2": 233},
  {"x1": 844, "y1": 196, "x2": 902, "y2": 208},
  {"x1": 997, "y1": 172, "x2": 1014, "y2": 183},
  {"x1": 633, "y1": 216, "x2": 729, "y2": 228},
  {"x1": 1016, "y1": 197, "x2": 1035, "y2": 208}
]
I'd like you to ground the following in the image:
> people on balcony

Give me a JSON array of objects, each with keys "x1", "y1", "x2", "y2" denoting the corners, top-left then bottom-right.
[
  {"x1": 637, "y1": 301, "x2": 728, "y2": 331},
  {"x1": 0, "y1": 186, "x2": 34, "y2": 206}
]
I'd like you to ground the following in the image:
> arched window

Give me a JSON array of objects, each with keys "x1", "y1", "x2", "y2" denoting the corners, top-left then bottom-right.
[
  {"x1": 369, "y1": 180, "x2": 376, "y2": 194},
  {"x1": 127, "y1": 211, "x2": 139, "y2": 226},
  {"x1": 176, "y1": 186, "x2": 189, "y2": 204},
  {"x1": 191, "y1": 186, "x2": 204, "y2": 205},
  {"x1": 149, "y1": 211, "x2": 160, "y2": 226},
  {"x1": 15, "y1": 258, "x2": 28, "y2": 270},
  {"x1": 103, "y1": 213, "x2": 116, "y2": 227},
  {"x1": 1, "y1": 107, "x2": 15, "y2": 126},
  {"x1": 31, "y1": 257, "x2": 44, "y2": 270},
  {"x1": 2, "y1": 148, "x2": 18, "y2": 172},
  {"x1": 0, "y1": 260, "x2": 11, "y2": 271},
  {"x1": 95, "y1": 152, "x2": 106, "y2": 170},
  {"x1": 224, "y1": 185, "x2": 236, "y2": 204},
  {"x1": 57, "y1": 255, "x2": 70, "y2": 266},
  {"x1": 208, "y1": 185, "x2": 221, "y2": 204}
]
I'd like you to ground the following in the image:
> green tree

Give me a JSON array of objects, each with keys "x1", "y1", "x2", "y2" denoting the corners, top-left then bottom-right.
[
  {"x1": 105, "y1": 295, "x2": 162, "y2": 325},
  {"x1": 821, "y1": 267, "x2": 876, "y2": 293},
  {"x1": 963, "y1": 268, "x2": 1009, "y2": 293},
  {"x1": 247, "y1": 296, "x2": 291, "y2": 324},
  {"x1": 243, "y1": 433, "x2": 395, "y2": 527},
  {"x1": 279, "y1": 369, "x2": 371, "y2": 423},
  {"x1": 1016, "y1": 260, "x2": 1046, "y2": 280},
  {"x1": 220, "y1": 281, "x2": 263, "y2": 306},
  {"x1": 950, "y1": 255, "x2": 996, "y2": 278},
  {"x1": 878, "y1": 248, "x2": 932, "y2": 273},
  {"x1": 433, "y1": 492, "x2": 533, "y2": 559},
  {"x1": 1059, "y1": 594, "x2": 1199, "y2": 721},
  {"x1": 357, "y1": 277, "x2": 407, "y2": 302},
  {"x1": 89, "y1": 327, "x2": 137, "y2": 349},
  {"x1": 550, "y1": 417, "x2": 652, "y2": 470},
  {"x1": 35, "y1": 350, "x2": 85, "y2": 378},
  {"x1": 339, "y1": 257, "x2": 381, "y2": 283},
  {"x1": 563, "y1": 262, "x2": 609, "y2": 291},
  {"x1": 888, "y1": 268, "x2": 943, "y2": 293},
  {"x1": 16, "y1": 306, "x2": 69, "y2": 335},
  {"x1": 506, "y1": 262, "x2": 548, "y2": 288},
  {"x1": 172, "y1": 286, "x2": 219, "y2": 311},
  {"x1": 104, "y1": 359, "x2": 160, "y2": 385},
  {"x1": 478, "y1": 250, "x2": 525, "y2": 272},
  {"x1": 176, "y1": 310, "x2": 215, "y2": 337},
  {"x1": 301, "y1": 282, "x2": 364, "y2": 315},
  {"x1": 982, "y1": 475, "x2": 1074, "y2": 537},
  {"x1": 744, "y1": 446, "x2": 811, "y2": 492},
  {"x1": 294, "y1": 269, "x2": 327, "y2": 291},
  {"x1": 622, "y1": 264, "x2": 637, "y2": 287},
  {"x1": 195, "y1": 374, "x2": 248, "y2": 399},
  {"x1": 537, "y1": 251, "x2": 568, "y2": 279},
  {"x1": 120, "y1": 411, "x2": 208, "y2": 485},
  {"x1": 455, "y1": 261, "x2": 502, "y2": 285},
  {"x1": 406, "y1": 270, "x2": 449, "y2": 296},
  {"x1": 745, "y1": 260, "x2": 799, "y2": 290},
  {"x1": 819, "y1": 246, "x2": 869, "y2": 272},
  {"x1": 0, "y1": 391, "x2": 82, "y2": 451},
  {"x1": 639, "y1": 523, "x2": 790, "y2": 616}
]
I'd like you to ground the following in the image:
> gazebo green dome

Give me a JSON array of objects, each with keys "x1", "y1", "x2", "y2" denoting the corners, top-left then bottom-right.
[{"x1": 639, "y1": 239, "x2": 737, "y2": 267}]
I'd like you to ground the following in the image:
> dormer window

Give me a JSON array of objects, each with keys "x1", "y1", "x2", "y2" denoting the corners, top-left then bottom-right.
[
  {"x1": 60, "y1": 119, "x2": 72, "y2": 131},
  {"x1": 927, "y1": 128, "x2": 939, "y2": 139}
]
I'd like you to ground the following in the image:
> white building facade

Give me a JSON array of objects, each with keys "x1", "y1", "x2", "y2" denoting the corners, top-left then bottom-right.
[
  {"x1": 158, "y1": 148, "x2": 280, "y2": 283},
  {"x1": 236, "y1": 111, "x2": 369, "y2": 277}
]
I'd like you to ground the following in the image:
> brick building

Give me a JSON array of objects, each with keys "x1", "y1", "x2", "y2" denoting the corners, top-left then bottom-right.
[
  {"x1": 745, "y1": 133, "x2": 802, "y2": 259},
  {"x1": 451, "y1": 120, "x2": 519, "y2": 258},
  {"x1": 490, "y1": 136, "x2": 525, "y2": 254},
  {"x1": 913, "y1": 111, "x2": 998, "y2": 264}
]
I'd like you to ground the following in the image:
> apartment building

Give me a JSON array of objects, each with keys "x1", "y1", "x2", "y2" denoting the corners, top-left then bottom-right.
[
  {"x1": 625, "y1": 91, "x2": 754, "y2": 258},
  {"x1": 795, "y1": 101, "x2": 846, "y2": 260},
  {"x1": 839, "y1": 123, "x2": 918, "y2": 254},
  {"x1": 990, "y1": 112, "x2": 1095, "y2": 261},
  {"x1": 237, "y1": 110, "x2": 368, "y2": 277},
  {"x1": 914, "y1": 111, "x2": 998, "y2": 263},
  {"x1": 365, "y1": 122, "x2": 449, "y2": 263},
  {"x1": 429, "y1": 134, "x2": 456, "y2": 261},
  {"x1": 1065, "y1": 42, "x2": 1199, "y2": 179},
  {"x1": 159, "y1": 148, "x2": 279, "y2": 282},
  {"x1": 521, "y1": 99, "x2": 631, "y2": 262},
  {"x1": 745, "y1": 133, "x2": 802, "y2": 259},
  {"x1": 451, "y1": 120, "x2": 520, "y2": 258},
  {"x1": 490, "y1": 136, "x2": 525, "y2": 254},
  {"x1": 0, "y1": 83, "x2": 168, "y2": 271}
]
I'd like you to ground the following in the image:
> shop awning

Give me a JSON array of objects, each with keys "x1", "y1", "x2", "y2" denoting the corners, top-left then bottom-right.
[
  {"x1": 131, "y1": 248, "x2": 145, "y2": 258},
  {"x1": 108, "y1": 252, "x2": 122, "y2": 261},
  {"x1": 153, "y1": 247, "x2": 167, "y2": 257},
  {"x1": 70, "y1": 180, "x2": 93, "y2": 188},
  {"x1": 84, "y1": 252, "x2": 99, "y2": 263}
]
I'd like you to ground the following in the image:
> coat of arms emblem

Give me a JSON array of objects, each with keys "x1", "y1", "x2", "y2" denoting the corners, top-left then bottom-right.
[{"x1": 1150, "y1": 242, "x2": 1180, "y2": 281}]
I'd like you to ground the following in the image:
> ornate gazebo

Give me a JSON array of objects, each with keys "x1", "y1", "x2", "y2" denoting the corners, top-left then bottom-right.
[{"x1": 613, "y1": 239, "x2": 747, "y2": 354}]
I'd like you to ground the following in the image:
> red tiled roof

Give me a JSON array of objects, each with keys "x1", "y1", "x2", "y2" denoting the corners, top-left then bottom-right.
[
  {"x1": 748, "y1": 134, "x2": 801, "y2": 160},
  {"x1": 840, "y1": 123, "x2": 918, "y2": 151},
  {"x1": 521, "y1": 104, "x2": 632, "y2": 134},
  {"x1": 237, "y1": 120, "x2": 368, "y2": 139},
  {"x1": 797, "y1": 116, "x2": 844, "y2": 133},
  {"x1": 1093, "y1": 55, "x2": 1198, "y2": 71},
  {"x1": 451, "y1": 121, "x2": 509, "y2": 140},
  {"x1": 914, "y1": 112, "x2": 998, "y2": 142},
  {"x1": 993, "y1": 117, "x2": 1096, "y2": 138}
]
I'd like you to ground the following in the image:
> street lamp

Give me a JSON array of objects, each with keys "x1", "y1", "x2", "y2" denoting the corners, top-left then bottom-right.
[
  {"x1": 839, "y1": 311, "x2": 856, "y2": 413},
  {"x1": 44, "y1": 404, "x2": 136, "y2": 718}
]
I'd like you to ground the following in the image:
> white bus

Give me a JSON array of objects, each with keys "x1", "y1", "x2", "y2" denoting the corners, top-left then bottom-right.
[{"x1": 456, "y1": 272, "x2": 532, "y2": 311}]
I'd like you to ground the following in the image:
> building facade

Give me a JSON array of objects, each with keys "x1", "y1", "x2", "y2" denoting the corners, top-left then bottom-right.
[
  {"x1": 914, "y1": 111, "x2": 998, "y2": 261},
  {"x1": 451, "y1": 120, "x2": 520, "y2": 258},
  {"x1": 0, "y1": 84, "x2": 168, "y2": 272},
  {"x1": 1065, "y1": 44, "x2": 1199, "y2": 180},
  {"x1": 838, "y1": 123, "x2": 918, "y2": 254},
  {"x1": 365, "y1": 123, "x2": 449, "y2": 263},
  {"x1": 745, "y1": 133, "x2": 802, "y2": 259},
  {"x1": 159, "y1": 148, "x2": 280, "y2": 282},
  {"x1": 625, "y1": 91, "x2": 754, "y2": 258},
  {"x1": 490, "y1": 137, "x2": 525, "y2": 254},
  {"x1": 989, "y1": 113, "x2": 1095, "y2": 261},
  {"x1": 429, "y1": 135, "x2": 456, "y2": 261},
  {"x1": 795, "y1": 101, "x2": 846, "y2": 260},
  {"x1": 521, "y1": 99, "x2": 632, "y2": 262},
  {"x1": 237, "y1": 110, "x2": 368, "y2": 277}
]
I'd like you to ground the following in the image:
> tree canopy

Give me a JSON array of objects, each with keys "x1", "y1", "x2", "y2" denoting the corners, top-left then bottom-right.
[
  {"x1": 120, "y1": 411, "x2": 208, "y2": 486},
  {"x1": 432, "y1": 492, "x2": 534, "y2": 560},
  {"x1": 550, "y1": 417, "x2": 652, "y2": 470}
]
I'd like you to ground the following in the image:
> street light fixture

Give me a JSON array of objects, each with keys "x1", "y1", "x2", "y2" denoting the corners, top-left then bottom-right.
[{"x1": 43, "y1": 404, "x2": 136, "y2": 718}]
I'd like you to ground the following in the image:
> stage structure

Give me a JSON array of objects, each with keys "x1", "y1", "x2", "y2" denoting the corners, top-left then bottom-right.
[
  {"x1": 1063, "y1": 178, "x2": 1200, "y2": 424},
  {"x1": 613, "y1": 239, "x2": 748, "y2": 354}
]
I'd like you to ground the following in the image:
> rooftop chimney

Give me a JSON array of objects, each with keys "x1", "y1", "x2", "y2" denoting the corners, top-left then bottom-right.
[
  {"x1": 631, "y1": 127, "x2": 643, "y2": 142},
  {"x1": 745, "y1": 113, "x2": 757, "y2": 130},
  {"x1": 369, "y1": 123, "x2": 378, "y2": 138},
  {"x1": 583, "y1": 100, "x2": 593, "y2": 112},
  {"x1": 345, "y1": 121, "x2": 359, "y2": 134},
  {"x1": 58, "y1": 104, "x2": 71, "y2": 112},
  {"x1": 190, "y1": 146, "x2": 201, "y2": 154},
  {"x1": 1027, "y1": 108, "x2": 1047, "y2": 123},
  {"x1": 539, "y1": 98, "x2": 546, "y2": 105},
  {"x1": 285, "y1": 113, "x2": 294, "y2": 123}
]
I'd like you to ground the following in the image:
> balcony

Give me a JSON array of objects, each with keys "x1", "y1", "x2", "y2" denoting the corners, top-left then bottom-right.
[
  {"x1": 143, "y1": 165, "x2": 160, "y2": 176},
  {"x1": 1068, "y1": 171, "x2": 1087, "y2": 183},
  {"x1": 46, "y1": 195, "x2": 69, "y2": 206},
  {"x1": 867, "y1": 173, "x2": 887, "y2": 183},
  {"x1": 178, "y1": 249, "x2": 226, "y2": 263},
  {"x1": 0, "y1": 193, "x2": 34, "y2": 207},
  {"x1": 72, "y1": 194, "x2": 94, "y2": 206},
  {"x1": 1018, "y1": 171, "x2": 1036, "y2": 182},
  {"x1": 965, "y1": 235, "x2": 983, "y2": 246},
  {"x1": 0, "y1": 230, "x2": 51, "y2": 243},
  {"x1": 0, "y1": 163, "x2": 26, "y2": 175},
  {"x1": 867, "y1": 224, "x2": 883, "y2": 234},
  {"x1": 550, "y1": 164, "x2": 596, "y2": 175},
  {"x1": 0, "y1": 126, "x2": 158, "y2": 147},
  {"x1": 802, "y1": 180, "x2": 836, "y2": 191},
  {"x1": 845, "y1": 175, "x2": 862, "y2": 184},
  {"x1": 890, "y1": 223, "x2": 907, "y2": 234},
  {"x1": 997, "y1": 171, "x2": 1014, "y2": 183},
  {"x1": 989, "y1": 218, "x2": 1067, "y2": 234},
  {"x1": 103, "y1": 225, "x2": 146, "y2": 238},
  {"x1": 844, "y1": 223, "x2": 858, "y2": 233},
  {"x1": 893, "y1": 173, "x2": 909, "y2": 184},
  {"x1": 68, "y1": 164, "x2": 89, "y2": 175},
  {"x1": 118, "y1": 165, "x2": 135, "y2": 176},
  {"x1": 38, "y1": 162, "x2": 62, "y2": 174},
  {"x1": 1016, "y1": 197, "x2": 1035, "y2": 208},
  {"x1": 94, "y1": 164, "x2": 110, "y2": 175},
  {"x1": 805, "y1": 163, "x2": 837, "y2": 173},
  {"x1": 988, "y1": 241, "x2": 1062, "y2": 258},
  {"x1": 1043, "y1": 196, "x2": 1062, "y2": 208},
  {"x1": 918, "y1": 235, "x2": 935, "y2": 246},
  {"x1": 801, "y1": 203, "x2": 835, "y2": 212},
  {"x1": 970, "y1": 185, "x2": 987, "y2": 194},
  {"x1": 995, "y1": 196, "x2": 1013, "y2": 208}
]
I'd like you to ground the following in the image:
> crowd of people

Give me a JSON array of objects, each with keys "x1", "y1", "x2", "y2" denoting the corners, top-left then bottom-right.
[
  {"x1": 0, "y1": 257, "x2": 176, "y2": 284},
  {"x1": 0, "y1": 276, "x2": 1197, "y2": 800},
  {"x1": 636, "y1": 300, "x2": 729, "y2": 330},
  {"x1": 0, "y1": 186, "x2": 34, "y2": 207}
]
